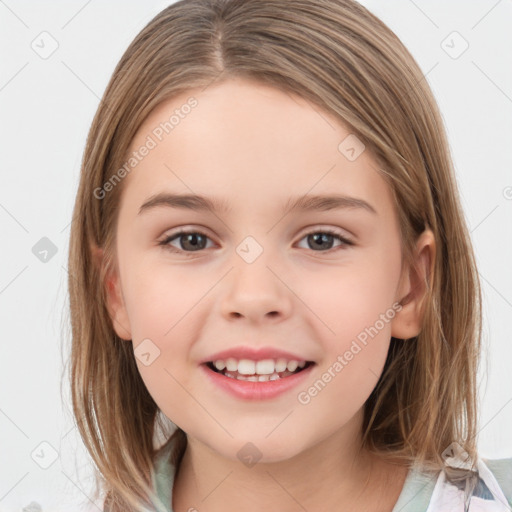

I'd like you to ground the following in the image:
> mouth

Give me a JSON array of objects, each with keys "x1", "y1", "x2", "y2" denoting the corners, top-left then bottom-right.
[{"x1": 203, "y1": 360, "x2": 316, "y2": 381}]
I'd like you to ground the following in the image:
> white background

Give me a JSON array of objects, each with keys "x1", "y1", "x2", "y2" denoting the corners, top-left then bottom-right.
[{"x1": 0, "y1": 1, "x2": 511, "y2": 510}]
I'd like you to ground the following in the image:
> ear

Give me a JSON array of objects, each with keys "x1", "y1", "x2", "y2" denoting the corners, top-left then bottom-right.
[
  {"x1": 391, "y1": 228, "x2": 436, "y2": 340},
  {"x1": 90, "y1": 243, "x2": 132, "y2": 341}
]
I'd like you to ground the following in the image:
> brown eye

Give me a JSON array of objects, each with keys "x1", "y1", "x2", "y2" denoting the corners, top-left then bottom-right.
[
  {"x1": 160, "y1": 230, "x2": 213, "y2": 253},
  {"x1": 297, "y1": 229, "x2": 353, "y2": 252},
  {"x1": 159, "y1": 227, "x2": 353, "y2": 256}
]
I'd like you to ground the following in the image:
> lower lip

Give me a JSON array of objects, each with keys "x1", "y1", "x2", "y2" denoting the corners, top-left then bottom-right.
[{"x1": 200, "y1": 363, "x2": 316, "y2": 400}]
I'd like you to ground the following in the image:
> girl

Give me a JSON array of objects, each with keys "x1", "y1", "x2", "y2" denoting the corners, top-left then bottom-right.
[{"x1": 67, "y1": 1, "x2": 512, "y2": 511}]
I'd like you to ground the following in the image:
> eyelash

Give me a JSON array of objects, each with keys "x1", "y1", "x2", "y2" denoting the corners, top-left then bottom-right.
[{"x1": 158, "y1": 228, "x2": 354, "y2": 256}]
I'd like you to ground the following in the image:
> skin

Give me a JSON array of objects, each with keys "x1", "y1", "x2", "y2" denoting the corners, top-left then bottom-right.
[{"x1": 98, "y1": 77, "x2": 435, "y2": 511}]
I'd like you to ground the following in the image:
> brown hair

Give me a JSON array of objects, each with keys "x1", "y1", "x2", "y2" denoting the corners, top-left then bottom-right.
[{"x1": 67, "y1": 0, "x2": 482, "y2": 510}]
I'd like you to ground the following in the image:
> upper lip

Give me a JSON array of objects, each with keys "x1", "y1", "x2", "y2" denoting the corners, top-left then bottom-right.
[{"x1": 201, "y1": 346, "x2": 315, "y2": 364}]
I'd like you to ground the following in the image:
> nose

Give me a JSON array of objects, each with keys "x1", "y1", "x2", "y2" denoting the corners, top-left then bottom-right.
[{"x1": 219, "y1": 256, "x2": 293, "y2": 324}]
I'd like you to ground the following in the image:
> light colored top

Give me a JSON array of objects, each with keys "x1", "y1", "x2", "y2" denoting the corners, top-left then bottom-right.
[{"x1": 150, "y1": 437, "x2": 512, "y2": 512}]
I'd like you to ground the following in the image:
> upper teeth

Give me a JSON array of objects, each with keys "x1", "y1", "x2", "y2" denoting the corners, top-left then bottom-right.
[{"x1": 213, "y1": 358, "x2": 307, "y2": 375}]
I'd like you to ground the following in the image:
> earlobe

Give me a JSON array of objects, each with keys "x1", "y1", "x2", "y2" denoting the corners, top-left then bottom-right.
[
  {"x1": 90, "y1": 243, "x2": 132, "y2": 341},
  {"x1": 391, "y1": 229, "x2": 435, "y2": 340}
]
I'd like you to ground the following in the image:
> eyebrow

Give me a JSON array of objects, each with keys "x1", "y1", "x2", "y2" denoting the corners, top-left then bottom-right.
[{"x1": 138, "y1": 192, "x2": 377, "y2": 216}]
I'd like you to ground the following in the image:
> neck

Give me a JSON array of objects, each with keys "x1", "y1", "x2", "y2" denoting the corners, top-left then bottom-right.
[{"x1": 172, "y1": 412, "x2": 407, "y2": 512}]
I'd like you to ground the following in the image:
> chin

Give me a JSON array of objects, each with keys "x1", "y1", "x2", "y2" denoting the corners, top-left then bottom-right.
[{"x1": 216, "y1": 434, "x2": 308, "y2": 466}]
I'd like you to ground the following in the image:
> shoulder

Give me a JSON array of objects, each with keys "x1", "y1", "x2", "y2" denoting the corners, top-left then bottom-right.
[
  {"x1": 392, "y1": 456, "x2": 512, "y2": 512},
  {"x1": 427, "y1": 456, "x2": 512, "y2": 511},
  {"x1": 481, "y1": 456, "x2": 512, "y2": 507}
]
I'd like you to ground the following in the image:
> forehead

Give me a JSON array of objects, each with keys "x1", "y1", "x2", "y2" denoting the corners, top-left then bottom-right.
[{"x1": 121, "y1": 78, "x2": 392, "y2": 217}]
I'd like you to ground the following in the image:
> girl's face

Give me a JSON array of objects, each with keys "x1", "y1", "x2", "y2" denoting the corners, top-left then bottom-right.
[{"x1": 105, "y1": 77, "x2": 427, "y2": 463}]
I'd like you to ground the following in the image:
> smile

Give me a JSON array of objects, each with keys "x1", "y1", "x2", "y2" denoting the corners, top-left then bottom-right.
[
  {"x1": 201, "y1": 359, "x2": 317, "y2": 400},
  {"x1": 206, "y1": 358, "x2": 315, "y2": 381}
]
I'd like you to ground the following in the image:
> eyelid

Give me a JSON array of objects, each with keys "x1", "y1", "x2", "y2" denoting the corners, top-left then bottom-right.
[
  {"x1": 296, "y1": 224, "x2": 354, "y2": 242},
  {"x1": 158, "y1": 224, "x2": 216, "y2": 243},
  {"x1": 158, "y1": 224, "x2": 355, "y2": 256},
  {"x1": 159, "y1": 224, "x2": 354, "y2": 242}
]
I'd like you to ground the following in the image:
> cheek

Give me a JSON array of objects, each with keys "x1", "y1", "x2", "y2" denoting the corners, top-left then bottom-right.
[
  {"x1": 314, "y1": 252, "x2": 400, "y2": 339},
  {"x1": 121, "y1": 263, "x2": 204, "y2": 419},
  {"x1": 122, "y1": 258, "x2": 207, "y2": 341},
  {"x1": 307, "y1": 248, "x2": 400, "y2": 389},
  {"x1": 121, "y1": 259, "x2": 210, "y2": 386}
]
